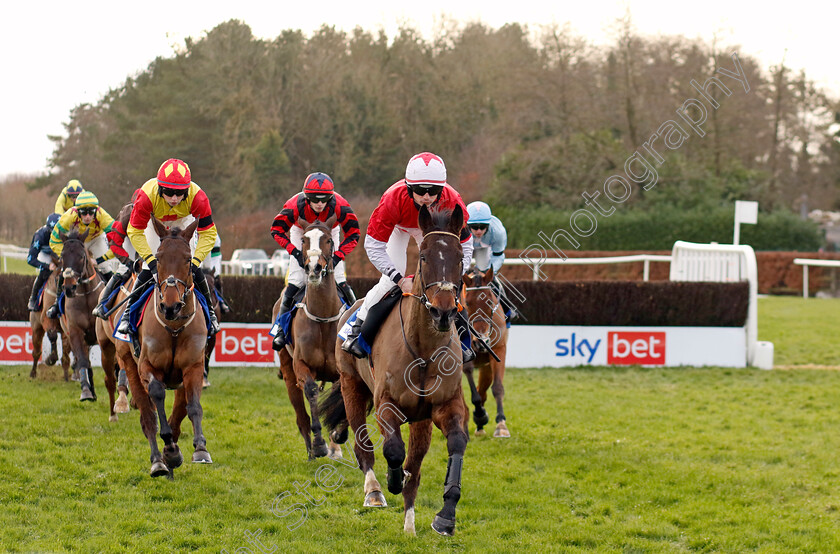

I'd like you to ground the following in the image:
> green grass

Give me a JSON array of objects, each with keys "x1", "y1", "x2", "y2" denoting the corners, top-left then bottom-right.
[
  {"x1": 3, "y1": 364, "x2": 840, "y2": 552},
  {"x1": 0, "y1": 256, "x2": 35, "y2": 274},
  {"x1": 759, "y1": 296, "x2": 840, "y2": 366}
]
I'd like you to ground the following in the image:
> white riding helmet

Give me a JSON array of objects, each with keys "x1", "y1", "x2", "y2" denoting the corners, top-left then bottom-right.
[{"x1": 405, "y1": 152, "x2": 447, "y2": 185}]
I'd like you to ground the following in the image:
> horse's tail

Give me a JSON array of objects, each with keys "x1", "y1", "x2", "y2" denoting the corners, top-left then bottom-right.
[{"x1": 320, "y1": 381, "x2": 347, "y2": 432}]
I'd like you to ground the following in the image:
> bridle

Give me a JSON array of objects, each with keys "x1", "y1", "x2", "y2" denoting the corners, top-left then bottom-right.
[
  {"x1": 399, "y1": 230, "x2": 462, "y2": 367},
  {"x1": 61, "y1": 238, "x2": 103, "y2": 297},
  {"x1": 463, "y1": 270, "x2": 501, "y2": 351},
  {"x1": 154, "y1": 235, "x2": 196, "y2": 335}
]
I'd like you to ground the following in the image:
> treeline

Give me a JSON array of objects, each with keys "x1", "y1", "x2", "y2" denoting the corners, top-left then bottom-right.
[{"x1": 27, "y1": 18, "x2": 839, "y2": 250}]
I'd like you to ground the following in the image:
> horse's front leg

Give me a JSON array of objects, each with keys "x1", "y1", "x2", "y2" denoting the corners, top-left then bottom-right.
[
  {"x1": 490, "y1": 346, "x2": 510, "y2": 438},
  {"x1": 339, "y1": 372, "x2": 385, "y2": 507},
  {"x1": 401, "y1": 419, "x2": 432, "y2": 535},
  {"x1": 301, "y1": 367, "x2": 328, "y2": 459},
  {"x1": 377, "y1": 396, "x2": 407, "y2": 496},
  {"x1": 70, "y1": 329, "x2": 96, "y2": 402},
  {"x1": 45, "y1": 325, "x2": 59, "y2": 366},
  {"x1": 30, "y1": 324, "x2": 44, "y2": 379},
  {"x1": 129, "y1": 358, "x2": 165, "y2": 477},
  {"x1": 430, "y1": 393, "x2": 469, "y2": 536},
  {"x1": 184, "y1": 362, "x2": 212, "y2": 464},
  {"x1": 463, "y1": 361, "x2": 488, "y2": 433},
  {"x1": 147, "y1": 374, "x2": 176, "y2": 478}
]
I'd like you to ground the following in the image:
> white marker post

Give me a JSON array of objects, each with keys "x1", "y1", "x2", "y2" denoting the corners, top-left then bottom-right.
[{"x1": 733, "y1": 200, "x2": 758, "y2": 245}]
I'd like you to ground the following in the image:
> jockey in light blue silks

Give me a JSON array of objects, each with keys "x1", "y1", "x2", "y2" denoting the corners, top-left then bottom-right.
[{"x1": 466, "y1": 201, "x2": 517, "y2": 322}]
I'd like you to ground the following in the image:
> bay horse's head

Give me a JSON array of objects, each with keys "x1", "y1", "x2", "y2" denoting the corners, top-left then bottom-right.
[
  {"x1": 59, "y1": 228, "x2": 91, "y2": 298},
  {"x1": 462, "y1": 266, "x2": 500, "y2": 352},
  {"x1": 417, "y1": 204, "x2": 464, "y2": 332},
  {"x1": 152, "y1": 218, "x2": 198, "y2": 321},
  {"x1": 297, "y1": 215, "x2": 337, "y2": 286}
]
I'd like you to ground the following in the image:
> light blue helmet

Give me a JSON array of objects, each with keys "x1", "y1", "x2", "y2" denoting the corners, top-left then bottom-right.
[{"x1": 466, "y1": 201, "x2": 492, "y2": 225}]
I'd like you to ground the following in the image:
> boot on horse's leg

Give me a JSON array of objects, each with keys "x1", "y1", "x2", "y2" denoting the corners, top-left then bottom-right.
[
  {"x1": 272, "y1": 284, "x2": 301, "y2": 351},
  {"x1": 336, "y1": 280, "x2": 357, "y2": 306},
  {"x1": 93, "y1": 270, "x2": 128, "y2": 319},
  {"x1": 192, "y1": 265, "x2": 221, "y2": 335},
  {"x1": 79, "y1": 367, "x2": 97, "y2": 402},
  {"x1": 28, "y1": 268, "x2": 50, "y2": 312}
]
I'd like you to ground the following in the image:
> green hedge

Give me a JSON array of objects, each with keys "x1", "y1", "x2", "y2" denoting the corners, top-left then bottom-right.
[
  {"x1": 495, "y1": 205, "x2": 822, "y2": 252},
  {"x1": 0, "y1": 276, "x2": 748, "y2": 327}
]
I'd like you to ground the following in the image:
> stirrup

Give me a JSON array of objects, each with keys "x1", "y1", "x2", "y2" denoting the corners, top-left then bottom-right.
[
  {"x1": 463, "y1": 348, "x2": 476, "y2": 364},
  {"x1": 116, "y1": 316, "x2": 131, "y2": 336},
  {"x1": 46, "y1": 304, "x2": 60, "y2": 319},
  {"x1": 28, "y1": 298, "x2": 40, "y2": 312},
  {"x1": 342, "y1": 337, "x2": 367, "y2": 359},
  {"x1": 272, "y1": 331, "x2": 286, "y2": 351}
]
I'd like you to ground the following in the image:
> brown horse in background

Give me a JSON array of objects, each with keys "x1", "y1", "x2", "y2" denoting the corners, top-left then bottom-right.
[
  {"x1": 95, "y1": 272, "x2": 135, "y2": 416},
  {"x1": 324, "y1": 205, "x2": 470, "y2": 536},
  {"x1": 123, "y1": 219, "x2": 211, "y2": 478},
  {"x1": 272, "y1": 216, "x2": 346, "y2": 460},
  {"x1": 58, "y1": 229, "x2": 118, "y2": 414},
  {"x1": 462, "y1": 267, "x2": 510, "y2": 438},
  {"x1": 29, "y1": 266, "x2": 71, "y2": 380}
]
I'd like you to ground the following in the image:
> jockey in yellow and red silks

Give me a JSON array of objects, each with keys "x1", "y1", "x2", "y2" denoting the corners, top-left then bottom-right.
[
  {"x1": 115, "y1": 158, "x2": 221, "y2": 339},
  {"x1": 45, "y1": 191, "x2": 118, "y2": 318}
]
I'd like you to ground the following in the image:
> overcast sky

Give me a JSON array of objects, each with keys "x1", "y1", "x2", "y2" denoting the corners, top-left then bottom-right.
[{"x1": 2, "y1": 0, "x2": 837, "y2": 178}]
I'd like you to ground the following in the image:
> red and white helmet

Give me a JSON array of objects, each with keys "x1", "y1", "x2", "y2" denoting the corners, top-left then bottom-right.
[{"x1": 405, "y1": 152, "x2": 446, "y2": 186}]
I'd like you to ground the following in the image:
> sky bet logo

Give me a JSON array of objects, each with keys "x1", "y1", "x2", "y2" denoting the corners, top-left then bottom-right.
[{"x1": 555, "y1": 333, "x2": 601, "y2": 363}]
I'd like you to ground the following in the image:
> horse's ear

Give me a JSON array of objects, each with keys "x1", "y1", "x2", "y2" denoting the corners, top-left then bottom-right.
[
  {"x1": 324, "y1": 214, "x2": 338, "y2": 229},
  {"x1": 449, "y1": 205, "x2": 464, "y2": 235},
  {"x1": 181, "y1": 219, "x2": 200, "y2": 242},
  {"x1": 79, "y1": 228, "x2": 90, "y2": 242},
  {"x1": 418, "y1": 205, "x2": 433, "y2": 233},
  {"x1": 484, "y1": 266, "x2": 494, "y2": 284},
  {"x1": 59, "y1": 231, "x2": 67, "y2": 242},
  {"x1": 152, "y1": 218, "x2": 168, "y2": 238},
  {"x1": 462, "y1": 271, "x2": 474, "y2": 288},
  {"x1": 297, "y1": 217, "x2": 308, "y2": 229}
]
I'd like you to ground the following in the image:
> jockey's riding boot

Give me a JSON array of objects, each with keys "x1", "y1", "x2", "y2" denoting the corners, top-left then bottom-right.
[
  {"x1": 192, "y1": 266, "x2": 221, "y2": 335},
  {"x1": 28, "y1": 269, "x2": 50, "y2": 312},
  {"x1": 341, "y1": 315, "x2": 367, "y2": 359},
  {"x1": 117, "y1": 268, "x2": 155, "y2": 336},
  {"x1": 92, "y1": 271, "x2": 124, "y2": 319},
  {"x1": 455, "y1": 314, "x2": 476, "y2": 363},
  {"x1": 46, "y1": 274, "x2": 64, "y2": 319},
  {"x1": 336, "y1": 281, "x2": 357, "y2": 306},
  {"x1": 272, "y1": 284, "x2": 300, "y2": 350},
  {"x1": 215, "y1": 274, "x2": 231, "y2": 314},
  {"x1": 463, "y1": 347, "x2": 476, "y2": 364}
]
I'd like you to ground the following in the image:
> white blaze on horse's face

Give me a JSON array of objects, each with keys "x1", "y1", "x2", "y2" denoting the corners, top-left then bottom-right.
[{"x1": 303, "y1": 228, "x2": 324, "y2": 267}]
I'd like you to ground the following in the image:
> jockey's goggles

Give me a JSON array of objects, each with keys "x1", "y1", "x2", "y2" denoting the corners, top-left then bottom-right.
[
  {"x1": 468, "y1": 223, "x2": 489, "y2": 231},
  {"x1": 305, "y1": 193, "x2": 331, "y2": 203},
  {"x1": 159, "y1": 186, "x2": 188, "y2": 198},
  {"x1": 77, "y1": 207, "x2": 97, "y2": 217},
  {"x1": 409, "y1": 184, "x2": 443, "y2": 197}
]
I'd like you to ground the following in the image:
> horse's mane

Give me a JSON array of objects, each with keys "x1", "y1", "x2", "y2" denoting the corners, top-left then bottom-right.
[
  {"x1": 66, "y1": 228, "x2": 82, "y2": 241},
  {"x1": 422, "y1": 206, "x2": 459, "y2": 235}
]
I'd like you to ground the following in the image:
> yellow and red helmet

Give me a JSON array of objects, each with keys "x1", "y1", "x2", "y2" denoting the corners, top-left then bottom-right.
[{"x1": 156, "y1": 158, "x2": 192, "y2": 189}]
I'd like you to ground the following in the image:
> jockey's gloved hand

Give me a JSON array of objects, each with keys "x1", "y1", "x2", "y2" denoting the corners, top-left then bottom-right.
[
  {"x1": 291, "y1": 248, "x2": 306, "y2": 268},
  {"x1": 332, "y1": 253, "x2": 343, "y2": 268}
]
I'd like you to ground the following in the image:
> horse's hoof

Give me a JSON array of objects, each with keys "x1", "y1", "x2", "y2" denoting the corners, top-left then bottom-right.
[
  {"x1": 363, "y1": 491, "x2": 387, "y2": 508},
  {"x1": 114, "y1": 392, "x2": 130, "y2": 414},
  {"x1": 192, "y1": 449, "x2": 213, "y2": 464},
  {"x1": 494, "y1": 422, "x2": 510, "y2": 438},
  {"x1": 311, "y1": 439, "x2": 328, "y2": 459},
  {"x1": 326, "y1": 445, "x2": 343, "y2": 460},
  {"x1": 431, "y1": 515, "x2": 456, "y2": 536},
  {"x1": 45, "y1": 354, "x2": 58, "y2": 366},
  {"x1": 164, "y1": 445, "x2": 183, "y2": 469},
  {"x1": 29, "y1": 369, "x2": 36, "y2": 379},
  {"x1": 79, "y1": 388, "x2": 96, "y2": 402},
  {"x1": 202, "y1": 378, "x2": 211, "y2": 389},
  {"x1": 150, "y1": 461, "x2": 169, "y2": 478},
  {"x1": 475, "y1": 429, "x2": 486, "y2": 437},
  {"x1": 108, "y1": 415, "x2": 118, "y2": 422}
]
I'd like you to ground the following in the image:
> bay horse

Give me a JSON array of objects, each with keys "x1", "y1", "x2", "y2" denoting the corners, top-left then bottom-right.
[
  {"x1": 462, "y1": 267, "x2": 510, "y2": 438},
  {"x1": 324, "y1": 205, "x2": 470, "y2": 536},
  {"x1": 123, "y1": 219, "x2": 211, "y2": 478},
  {"x1": 58, "y1": 229, "x2": 118, "y2": 414},
  {"x1": 29, "y1": 266, "x2": 71, "y2": 380},
  {"x1": 271, "y1": 216, "x2": 346, "y2": 460}
]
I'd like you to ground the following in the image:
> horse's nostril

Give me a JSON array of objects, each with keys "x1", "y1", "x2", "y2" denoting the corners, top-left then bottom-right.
[{"x1": 429, "y1": 307, "x2": 441, "y2": 319}]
